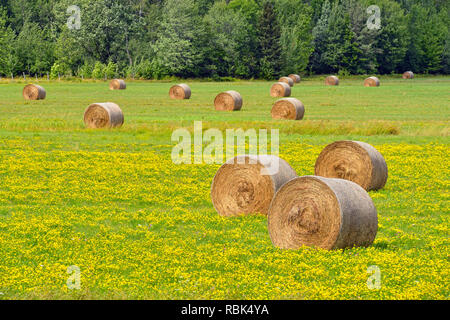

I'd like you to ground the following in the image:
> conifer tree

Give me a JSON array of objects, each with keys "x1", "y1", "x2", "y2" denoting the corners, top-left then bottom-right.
[
  {"x1": 276, "y1": 0, "x2": 314, "y2": 75},
  {"x1": 0, "y1": 6, "x2": 17, "y2": 75},
  {"x1": 310, "y1": 0, "x2": 331, "y2": 73},
  {"x1": 257, "y1": 0, "x2": 282, "y2": 79},
  {"x1": 153, "y1": 0, "x2": 206, "y2": 77},
  {"x1": 405, "y1": 4, "x2": 447, "y2": 73}
]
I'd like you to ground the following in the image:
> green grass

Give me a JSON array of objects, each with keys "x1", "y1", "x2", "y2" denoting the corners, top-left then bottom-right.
[{"x1": 0, "y1": 76, "x2": 448, "y2": 299}]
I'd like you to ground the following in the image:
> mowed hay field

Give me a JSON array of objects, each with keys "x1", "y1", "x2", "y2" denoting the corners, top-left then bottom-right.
[{"x1": 0, "y1": 76, "x2": 448, "y2": 299}]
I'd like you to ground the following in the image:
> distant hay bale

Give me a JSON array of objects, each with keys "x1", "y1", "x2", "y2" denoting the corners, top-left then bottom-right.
[
  {"x1": 364, "y1": 76, "x2": 380, "y2": 87},
  {"x1": 214, "y1": 90, "x2": 243, "y2": 111},
  {"x1": 270, "y1": 82, "x2": 291, "y2": 97},
  {"x1": 211, "y1": 155, "x2": 298, "y2": 217},
  {"x1": 84, "y1": 102, "x2": 124, "y2": 129},
  {"x1": 268, "y1": 176, "x2": 378, "y2": 250},
  {"x1": 271, "y1": 98, "x2": 305, "y2": 120},
  {"x1": 289, "y1": 74, "x2": 301, "y2": 83},
  {"x1": 109, "y1": 79, "x2": 126, "y2": 90},
  {"x1": 23, "y1": 84, "x2": 46, "y2": 100},
  {"x1": 279, "y1": 76, "x2": 294, "y2": 87},
  {"x1": 325, "y1": 76, "x2": 339, "y2": 86},
  {"x1": 315, "y1": 140, "x2": 388, "y2": 191},
  {"x1": 402, "y1": 71, "x2": 414, "y2": 79},
  {"x1": 169, "y1": 84, "x2": 191, "y2": 100}
]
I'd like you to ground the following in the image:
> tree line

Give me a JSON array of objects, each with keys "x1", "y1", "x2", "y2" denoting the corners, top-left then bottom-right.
[{"x1": 0, "y1": 0, "x2": 448, "y2": 80}]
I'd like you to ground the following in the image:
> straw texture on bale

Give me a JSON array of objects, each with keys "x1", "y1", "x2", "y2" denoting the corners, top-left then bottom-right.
[
  {"x1": 268, "y1": 176, "x2": 378, "y2": 250},
  {"x1": 271, "y1": 98, "x2": 305, "y2": 120},
  {"x1": 402, "y1": 71, "x2": 414, "y2": 79},
  {"x1": 23, "y1": 84, "x2": 46, "y2": 100},
  {"x1": 214, "y1": 90, "x2": 243, "y2": 111},
  {"x1": 364, "y1": 76, "x2": 380, "y2": 87},
  {"x1": 211, "y1": 155, "x2": 298, "y2": 217},
  {"x1": 289, "y1": 74, "x2": 301, "y2": 83},
  {"x1": 325, "y1": 76, "x2": 339, "y2": 86},
  {"x1": 84, "y1": 102, "x2": 124, "y2": 129},
  {"x1": 109, "y1": 79, "x2": 126, "y2": 90},
  {"x1": 169, "y1": 84, "x2": 191, "y2": 100},
  {"x1": 315, "y1": 140, "x2": 388, "y2": 191},
  {"x1": 279, "y1": 76, "x2": 294, "y2": 87},
  {"x1": 270, "y1": 82, "x2": 291, "y2": 97}
]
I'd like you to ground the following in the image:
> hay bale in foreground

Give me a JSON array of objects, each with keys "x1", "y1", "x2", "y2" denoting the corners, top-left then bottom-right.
[
  {"x1": 325, "y1": 76, "x2": 339, "y2": 86},
  {"x1": 211, "y1": 155, "x2": 297, "y2": 217},
  {"x1": 84, "y1": 102, "x2": 124, "y2": 129},
  {"x1": 279, "y1": 76, "x2": 294, "y2": 87},
  {"x1": 169, "y1": 84, "x2": 191, "y2": 100},
  {"x1": 23, "y1": 84, "x2": 46, "y2": 100},
  {"x1": 402, "y1": 71, "x2": 414, "y2": 79},
  {"x1": 364, "y1": 76, "x2": 380, "y2": 87},
  {"x1": 109, "y1": 79, "x2": 126, "y2": 90},
  {"x1": 289, "y1": 74, "x2": 301, "y2": 83},
  {"x1": 214, "y1": 90, "x2": 243, "y2": 111},
  {"x1": 268, "y1": 176, "x2": 378, "y2": 250},
  {"x1": 270, "y1": 82, "x2": 291, "y2": 97},
  {"x1": 271, "y1": 98, "x2": 305, "y2": 120},
  {"x1": 315, "y1": 140, "x2": 388, "y2": 191}
]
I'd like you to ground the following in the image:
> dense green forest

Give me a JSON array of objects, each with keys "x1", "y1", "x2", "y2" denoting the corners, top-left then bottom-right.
[{"x1": 0, "y1": 0, "x2": 448, "y2": 79}]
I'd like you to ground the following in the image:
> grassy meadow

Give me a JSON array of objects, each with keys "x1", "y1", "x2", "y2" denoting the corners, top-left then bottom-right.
[{"x1": 0, "y1": 76, "x2": 448, "y2": 299}]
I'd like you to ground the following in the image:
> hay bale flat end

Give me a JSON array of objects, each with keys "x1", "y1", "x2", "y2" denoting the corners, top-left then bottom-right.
[
  {"x1": 214, "y1": 91, "x2": 243, "y2": 111},
  {"x1": 109, "y1": 79, "x2": 126, "y2": 90},
  {"x1": 289, "y1": 74, "x2": 301, "y2": 83},
  {"x1": 315, "y1": 140, "x2": 388, "y2": 191},
  {"x1": 211, "y1": 155, "x2": 297, "y2": 217},
  {"x1": 325, "y1": 76, "x2": 339, "y2": 86},
  {"x1": 23, "y1": 84, "x2": 46, "y2": 100},
  {"x1": 84, "y1": 102, "x2": 124, "y2": 129},
  {"x1": 270, "y1": 82, "x2": 291, "y2": 97},
  {"x1": 170, "y1": 84, "x2": 191, "y2": 100},
  {"x1": 364, "y1": 76, "x2": 380, "y2": 87},
  {"x1": 268, "y1": 176, "x2": 378, "y2": 250},
  {"x1": 271, "y1": 98, "x2": 305, "y2": 120}
]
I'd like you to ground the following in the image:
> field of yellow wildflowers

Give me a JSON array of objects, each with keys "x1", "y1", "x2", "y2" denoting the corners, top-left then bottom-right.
[{"x1": 0, "y1": 77, "x2": 448, "y2": 299}]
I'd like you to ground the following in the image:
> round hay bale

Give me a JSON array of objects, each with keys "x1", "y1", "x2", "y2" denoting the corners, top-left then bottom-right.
[
  {"x1": 214, "y1": 90, "x2": 243, "y2": 111},
  {"x1": 279, "y1": 76, "x2": 294, "y2": 87},
  {"x1": 289, "y1": 74, "x2": 301, "y2": 83},
  {"x1": 211, "y1": 155, "x2": 298, "y2": 217},
  {"x1": 271, "y1": 98, "x2": 305, "y2": 120},
  {"x1": 364, "y1": 76, "x2": 380, "y2": 87},
  {"x1": 325, "y1": 75, "x2": 339, "y2": 86},
  {"x1": 314, "y1": 140, "x2": 388, "y2": 191},
  {"x1": 268, "y1": 176, "x2": 378, "y2": 250},
  {"x1": 402, "y1": 71, "x2": 414, "y2": 79},
  {"x1": 270, "y1": 82, "x2": 291, "y2": 97},
  {"x1": 23, "y1": 84, "x2": 46, "y2": 100},
  {"x1": 169, "y1": 84, "x2": 191, "y2": 100},
  {"x1": 84, "y1": 102, "x2": 124, "y2": 129},
  {"x1": 109, "y1": 79, "x2": 126, "y2": 90}
]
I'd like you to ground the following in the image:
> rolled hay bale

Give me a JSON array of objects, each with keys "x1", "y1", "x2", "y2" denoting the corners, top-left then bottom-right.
[
  {"x1": 214, "y1": 90, "x2": 243, "y2": 111},
  {"x1": 23, "y1": 84, "x2": 46, "y2": 100},
  {"x1": 211, "y1": 155, "x2": 298, "y2": 217},
  {"x1": 109, "y1": 79, "x2": 126, "y2": 90},
  {"x1": 271, "y1": 98, "x2": 305, "y2": 120},
  {"x1": 314, "y1": 140, "x2": 388, "y2": 191},
  {"x1": 270, "y1": 82, "x2": 291, "y2": 97},
  {"x1": 402, "y1": 71, "x2": 414, "y2": 79},
  {"x1": 84, "y1": 102, "x2": 124, "y2": 129},
  {"x1": 289, "y1": 74, "x2": 301, "y2": 84},
  {"x1": 279, "y1": 76, "x2": 294, "y2": 87},
  {"x1": 268, "y1": 176, "x2": 378, "y2": 250},
  {"x1": 169, "y1": 84, "x2": 191, "y2": 100},
  {"x1": 364, "y1": 76, "x2": 380, "y2": 87},
  {"x1": 325, "y1": 75, "x2": 339, "y2": 86}
]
